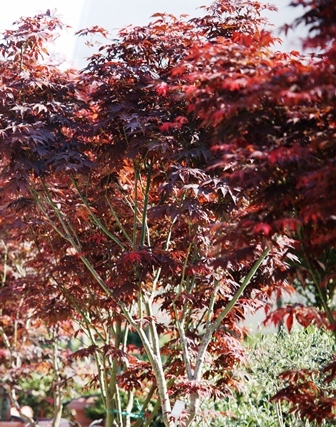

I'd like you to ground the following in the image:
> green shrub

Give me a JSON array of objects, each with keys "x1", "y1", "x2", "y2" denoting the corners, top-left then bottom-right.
[{"x1": 196, "y1": 326, "x2": 336, "y2": 427}]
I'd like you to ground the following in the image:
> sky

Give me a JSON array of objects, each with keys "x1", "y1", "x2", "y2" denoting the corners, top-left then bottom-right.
[{"x1": 0, "y1": 0, "x2": 305, "y2": 69}]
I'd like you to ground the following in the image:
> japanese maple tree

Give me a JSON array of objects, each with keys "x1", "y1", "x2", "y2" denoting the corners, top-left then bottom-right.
[{"x1": 0, "y1": 2, "x2": 308, "y2": 427}]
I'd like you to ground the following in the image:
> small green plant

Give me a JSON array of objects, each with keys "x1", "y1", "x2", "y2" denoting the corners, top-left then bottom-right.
[{"x1": 15, "y1": 374, "x2": 54, "y2": 419}]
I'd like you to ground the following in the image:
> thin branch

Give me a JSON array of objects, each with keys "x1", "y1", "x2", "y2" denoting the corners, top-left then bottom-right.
[
  {"x1": 140, "y1": 161, "x2": 152, "y2": 247},
  {"x1": 105, "y1": 195, "x2": 133, "y2": 245},
  {"x1": 194, "y1": 246, "x2": 270, "y2": 381},
  {"x1": 133, "y1": 161, "x2": 140, "y2": 250},
  {"x1": 0, "y1": 240, "x2": 8, "y2": 287},
  {"x1": 72, "y1": 177, "x2": 126, "y2": 250}
]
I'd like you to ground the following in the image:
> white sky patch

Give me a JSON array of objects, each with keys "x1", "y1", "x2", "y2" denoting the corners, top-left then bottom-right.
[{"x1": 0, "y1": 0, "x2": 307, "y2": 69}]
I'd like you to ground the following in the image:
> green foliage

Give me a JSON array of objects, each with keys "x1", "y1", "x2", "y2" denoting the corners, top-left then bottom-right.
[
  {"x1": 17, "y1": 371, "x2": 86, "y2": 420},
  {"x1": 197, "y1": 326, "x2": 336, "y2": 427},
  {"x1": 17, "y1": 373, "x2": 54, "y2": 419}
]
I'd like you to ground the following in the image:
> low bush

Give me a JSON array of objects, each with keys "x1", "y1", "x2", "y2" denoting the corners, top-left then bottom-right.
[{"x1": 197, "y1": 326, "x2": 335, "y2": 427}]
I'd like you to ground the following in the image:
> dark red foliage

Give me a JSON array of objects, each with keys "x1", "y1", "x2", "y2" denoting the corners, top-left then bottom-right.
[
  {"x1": 180, "y1": 0, "x2": 336, "y2": 317},
  {"x1": 287, "y1": 0, "x2": 336, "y2": 51},
  {"x1": 264, "y1": 303, "x2": 332, "y2": 332},
  {"x1": 0, "y1": 5, "x2": 285, "y2": 424},
  {"x1": 170, "y1": 0, "x2": 336, "y2": 423},
  {"x1": 271, "y1": 366, "x2": 336, "y2": 425}
]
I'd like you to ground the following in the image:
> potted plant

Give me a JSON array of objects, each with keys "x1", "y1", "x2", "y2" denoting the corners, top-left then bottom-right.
[{"x1": 0, "y1": 386, "x2": 24, "y2": 427}]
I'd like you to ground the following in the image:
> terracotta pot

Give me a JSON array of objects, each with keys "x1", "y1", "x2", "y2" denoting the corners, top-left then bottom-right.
[
  {"x1": 0, "y1": 422, "x2": 24, "y2": 427},
  {"x1": 38, "y1": 418, "x2": 71, "y2": 427},
  {"x1": 68, "y1": 398, "x2": 96, "y2": 427}
]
